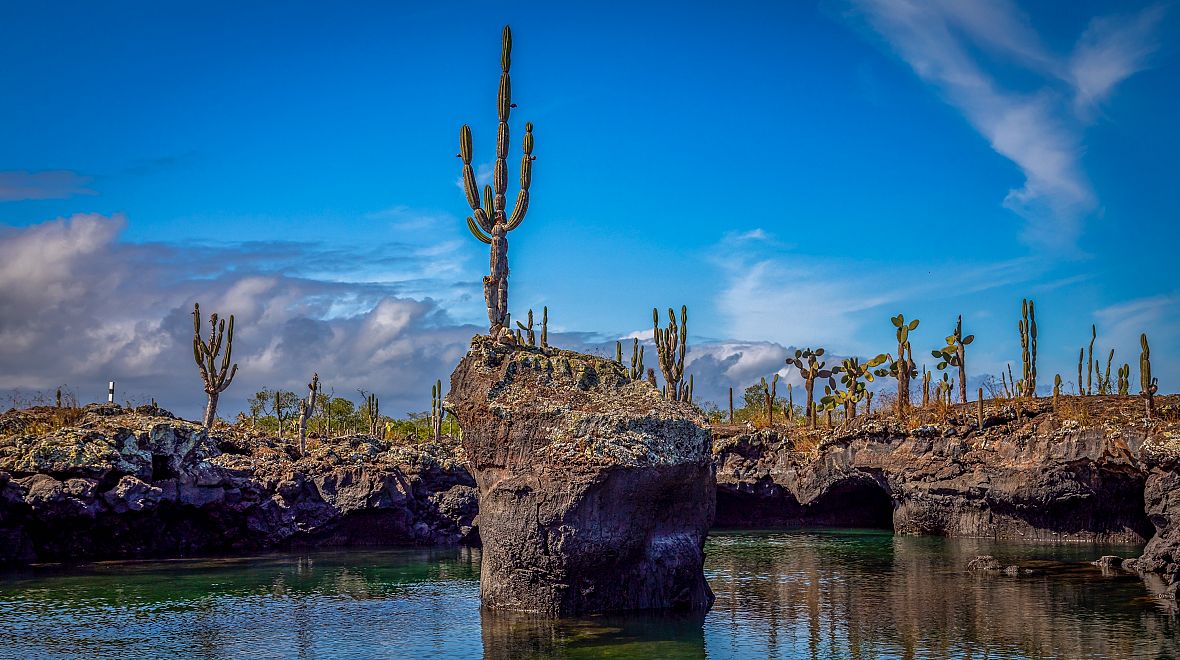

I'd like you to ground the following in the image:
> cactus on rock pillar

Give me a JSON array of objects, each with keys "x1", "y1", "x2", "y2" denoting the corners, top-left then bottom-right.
[
  {"x1": 192, "y1": 302, "x2": 239, "y2": 429},
  {"x1": 653, "y1": 306, "x2": 691, "y2": 402},
  {"x1": 460, "y1": 26, "x2": 535, "y2": 337},
  {"x1": 516, "y1": 309, "x2": 537, "y2": 346}
]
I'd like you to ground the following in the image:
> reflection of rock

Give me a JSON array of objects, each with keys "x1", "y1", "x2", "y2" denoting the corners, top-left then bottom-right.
[
  {"x1": 0, "y1": 404, "x2": 476, "y2": 563},
  {"x1": 707, "y1": 531, "x2": 1180, "y2": 658},
  {"x1": 479, "y1": 610, "x2": 706, "y2": 660},
  {"x1": 450, "y1": 337, "x2": 715, "y2": 615}
]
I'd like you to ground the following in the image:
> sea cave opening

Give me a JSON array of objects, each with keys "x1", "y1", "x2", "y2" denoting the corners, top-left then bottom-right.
[{"x1": 714, "y1": 479, "x2": 895, "y2": 531}]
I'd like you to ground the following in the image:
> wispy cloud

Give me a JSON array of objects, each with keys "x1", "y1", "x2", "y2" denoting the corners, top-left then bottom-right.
[
  {"x1": 0, "y1": 170, "x2": 95, "y2": 201},
  {"x1": 1070, "y1": 5, "x2": 1166, "y2": 116},
  {"x1": 711, "y1": 228, "x2": 1043, "y2": 351},
  {"x1": 846, "y1": 0, "x2": 1165, "y2": 247}
]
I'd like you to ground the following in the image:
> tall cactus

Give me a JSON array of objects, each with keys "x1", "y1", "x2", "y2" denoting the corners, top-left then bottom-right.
[
  {"x1": 297, "y1": 373, "x2": 319, "y2": 456},
  {"x1": 761, "y1": 374, "x2": 780, "y2": 425},
  {"x1": 653, "y1": 306, "x2": 691, "y2": 402},
  {"x1": 1085, "y1": 325, "x2": 1096, "y2": 395},
  {"x1": 192, "y1": 302, "x2": 239, "y2": 428},
  {"x1": 788, "y1": 348, "x2": 836, "y2": 428},
  {"x1": 364, "y1": 392, "x2": 380, "y2": 436},
  {"x1": 431, "y1": 379, "x2": 444, "y2": 442},
  {"x1": 1141, "y1": 333, "x2": 1157, "y2": 417},
  {"x1": 460, "y1": 26, "x2": 535, "y2": 336},
  {"x1": 541, "y1": 306, "x2": 548, "y2": 348},
  {"x1": 1077, "y1": 348, "x2": 1085, "y2": 396},
  {"x1": 934, "y1": 315, "x2": 974, "y2": 403},
  {"x1": 1018, "y1": 299, "x2": 1037, "y2": 397},
  {"x1": 1096, "y1": 349, "x2": 1115, "y2": 395}
]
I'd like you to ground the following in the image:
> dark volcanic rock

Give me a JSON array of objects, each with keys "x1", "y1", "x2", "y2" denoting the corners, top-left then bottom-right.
[
  {"x1": 1136, "y1": 445, "x2": 1180, "y2": 598},
  {"x1": 449, "y1": 337, "x2": 715, "y2": 616},
  {"x1": 712, "y1": 396, "x2": 1180, "y2": 596},
  {"x1": 0, "y1": 405, "x2": 476, "y2": 564}
]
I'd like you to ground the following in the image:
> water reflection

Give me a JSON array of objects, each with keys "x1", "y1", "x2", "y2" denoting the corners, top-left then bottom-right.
[
  {"x1": 0, "y1": 532, "x2": 1174, "y2": 659},
  {"x1": 480, "y1": 610, "x2": 706, "y2": 659},
  {"x1": 705, "y1": 530, "x2": 1179, "y2": 659}
]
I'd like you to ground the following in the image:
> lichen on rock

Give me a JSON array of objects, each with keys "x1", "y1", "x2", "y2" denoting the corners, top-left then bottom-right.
[{"x1": 450, "y1": 336, "x2": 715, "y2": 616}]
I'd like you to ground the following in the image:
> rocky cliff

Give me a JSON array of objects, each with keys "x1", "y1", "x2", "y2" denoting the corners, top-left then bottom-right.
[
  {"x1": 712, "y1": 395, "x2": 1180, "y2": 596},
  {"x1": 449, "y1": 337, "x2": 715, "y2": 616},
  {"x1": 0, "y1": 403, "x2": 476, "y2": 564}
]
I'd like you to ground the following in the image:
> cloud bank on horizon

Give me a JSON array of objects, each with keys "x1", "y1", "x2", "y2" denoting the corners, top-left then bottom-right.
[{"x1": 1, "y1": 1, "x2": 1177, "y2": 419}]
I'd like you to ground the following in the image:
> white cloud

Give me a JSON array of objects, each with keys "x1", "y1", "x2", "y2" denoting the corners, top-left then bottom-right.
[
  {"x1": 0, "y1": 214, "x2": 483, "y2": 420},
  {"x1": 1070, "y1": 5, "x2": 1166, "y2": 116},
  {"x1": 847, "y1": 0, "x2": 1165, "y2": 247}
]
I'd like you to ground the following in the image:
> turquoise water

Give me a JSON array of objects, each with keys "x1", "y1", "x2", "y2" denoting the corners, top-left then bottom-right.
[{"x1": 0, "y1": 530, "x2": 1175, "y2": 659}]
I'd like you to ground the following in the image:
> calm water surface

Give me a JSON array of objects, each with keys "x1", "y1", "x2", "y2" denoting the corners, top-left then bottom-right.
[{"x1": 0, "y1": 530, "x2": 1175, "y2": 659}]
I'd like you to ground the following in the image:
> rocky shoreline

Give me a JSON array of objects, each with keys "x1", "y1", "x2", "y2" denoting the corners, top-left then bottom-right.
[
  {"x1": 712, "y1": 395, "x2": 1180, "y2": 597},
  {"x1": 0, "y1": 403, "x2": 477, "y2": 564},
  {"x1": 1, "y1": 392, "x2": 1177, "y2": 599}
]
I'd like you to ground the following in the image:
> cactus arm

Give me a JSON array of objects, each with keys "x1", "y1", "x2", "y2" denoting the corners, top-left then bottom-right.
[{"x1": 466, "y1": 217, "x2": 493, "y2": 244}]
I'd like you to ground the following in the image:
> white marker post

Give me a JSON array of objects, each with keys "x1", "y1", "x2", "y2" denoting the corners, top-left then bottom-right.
[{"x1": 108, "y1": 381, "x2": 115, "y2": 403}]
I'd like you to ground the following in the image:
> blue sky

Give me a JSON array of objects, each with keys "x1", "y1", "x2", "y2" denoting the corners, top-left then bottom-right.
[{"x1": 1, "y1": 1, "x2": 1177, "y2": 417}]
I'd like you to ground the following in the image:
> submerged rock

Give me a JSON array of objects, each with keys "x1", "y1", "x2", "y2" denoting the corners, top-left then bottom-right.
[
  {"x1": 967, "y1": 555, "x2": 1001, "y2": 572},
  {"x1": 449, "y1": 337, "x2": 715, "y2": 616}
]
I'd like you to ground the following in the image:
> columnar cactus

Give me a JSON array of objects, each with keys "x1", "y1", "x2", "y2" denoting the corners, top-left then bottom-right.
[
  {"x1": 788, "y1": 348, "x2": 836, "y2": 428},
  {"x1": 365, "y1": 392, "x2": 380, "y2": 436},
  {"x1": 1077, "y1": 349, "x2": 1085, "y2": 396},
  {"x1": 516, "y1": 309, "x2": 537, "y2": 346},
  {"x1": 761, "y1": 374, "x2": 780, "y2": 425},
  {"x1": 1096, "y1": 349, "x2": 1115, "y2": 395},
  {"x1": 653, "y1": 306, "x2": 691, "y2": 401},
  {"x1": 1053, "y1": 374, "x2": 1062, "y2": 413},
  {"x1": 431, "y1": 379, "x2": 444, "y2": 442},
  {"x1": 922, "y1": 367, "x2": 931, "y2": 407},
  {"x1": 933, "y1": 315, "x2": 974, "y2": 403},
  {"x1": 977, "y1": 387, "x2": 984, "y2": 429},
  {"x1": 192, "y1": 302, "x2": 239, "y2": 429},
  {"x1": 541, "y1": 306, "x2": 548, "y2": 348},
  {"x1": 1118, "y1": 364, "x2": 1130, "y2": 396},
  {"x1": 297, "y1": 373, "x2": 319, "y2": 456},
  {"x1": 1086, "y1": 325, "x2": 1096, "y2": 395},
  {"x1": 1018, "y1": 300, "x2": 1037, "y2": 397},
  {"x1": 1141, "y1": 333, "x2": 1157, "y2": 417},
  {"x1": 460, "y1": 25, "x2": 535, "y2": 336},
  {"x1": 787, "y1": 383, "x2": 794, "y2": 421}
]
